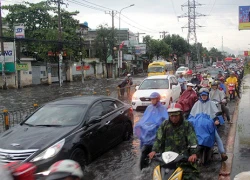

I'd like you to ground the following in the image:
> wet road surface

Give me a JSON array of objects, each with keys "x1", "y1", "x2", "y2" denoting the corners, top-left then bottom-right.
[
  {"x1": 231, "y1": 75, "x2": 250, "y2": 178},
  {"x1": 83, "y1": 102, "x2": 236, "y2": 180}
]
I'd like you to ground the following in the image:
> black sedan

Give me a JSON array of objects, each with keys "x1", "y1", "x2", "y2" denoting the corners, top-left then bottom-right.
[{"x1": 0, "y1": 96, "x2": 134, "y2": 175}]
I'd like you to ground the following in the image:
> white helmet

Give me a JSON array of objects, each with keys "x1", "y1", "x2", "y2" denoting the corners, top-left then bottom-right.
[
  {"x1": 46, "y1": 160, "x2": 83, "y2": 180},
  {"x1": 186, "y1": 83, "x2": 195, "y2": 87},
  {"x1": 127, "y1": 74, "x2": 131, "y2": 77}
]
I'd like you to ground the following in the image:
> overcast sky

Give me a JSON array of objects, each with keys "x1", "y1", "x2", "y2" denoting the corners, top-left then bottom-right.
[{"x1": 3, "y1": 0, "x2": 250, "y2": 55}]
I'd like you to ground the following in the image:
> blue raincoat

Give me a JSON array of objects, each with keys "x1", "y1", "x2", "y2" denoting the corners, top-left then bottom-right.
[
  {"x1": 134, "y1": 102, "x2": 169, "y2": 148},
  {"x1": 188, "y1": 98, "x2": 218, "y2": 148}
]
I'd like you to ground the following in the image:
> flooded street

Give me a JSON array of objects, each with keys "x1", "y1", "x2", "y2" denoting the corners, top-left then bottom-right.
[
  {"x1": 0, "y1": 73, "x2": 239, "y2": 180},
  {"x1": 231, "y1": 74, "x2": 250, "y2": 178}
]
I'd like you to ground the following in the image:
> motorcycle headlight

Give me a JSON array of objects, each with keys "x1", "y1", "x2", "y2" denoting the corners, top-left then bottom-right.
[{"x1": 31, "y1": 139, "x2": 65, "y2": 162}]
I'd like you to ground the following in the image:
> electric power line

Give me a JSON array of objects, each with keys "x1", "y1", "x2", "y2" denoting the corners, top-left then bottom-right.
[
  {"x1": 114, "y1": 15, "x2": 158, "y2": 34},
  {"x1": 208, "y1": 0, "x2": 217, "y2": 16},
  {"x1": 120, "y1": 14, "x2": 159, "y2": 33},
  {"x1": 67, "y1": 0, "x2": 106, "y2": 12},
  {"x1": 78, "y1": 0, "x2": 114, "y2": 11},
  {"x1": 170, "y1": 0, "x2": 178, "y2": 21}
]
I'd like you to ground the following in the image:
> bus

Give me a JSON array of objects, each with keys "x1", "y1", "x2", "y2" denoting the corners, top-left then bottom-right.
[{"x1": 148, "y1": 61, "x2": 174, "y2": 76}]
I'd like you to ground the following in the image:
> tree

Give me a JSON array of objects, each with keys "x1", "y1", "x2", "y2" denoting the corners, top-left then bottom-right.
[
  {"x1": 143, "y1": 36, "x2": 171, "y2": 60},
  {"x1": 2, "y1": 1, "x2": 82, "y2": 62},
  {"x1": 163, "y1": 34, "x2": 189, "y2": 58},
  {"x1": 94, "y1": 24, "x2": 117, "y2": 77}
]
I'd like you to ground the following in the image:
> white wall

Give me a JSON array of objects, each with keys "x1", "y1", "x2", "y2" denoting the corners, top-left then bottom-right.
[
  {"x1": 20, "y1": 61, "x2": 32, "y2": 86},
  {"x1": 0, "y1": 74, "x2": 16, "y2": 88}
]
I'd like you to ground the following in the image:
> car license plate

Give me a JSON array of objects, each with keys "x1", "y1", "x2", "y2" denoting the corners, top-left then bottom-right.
[{"x1": 142, "y1": 102, "x2": 150, "y2": 106}]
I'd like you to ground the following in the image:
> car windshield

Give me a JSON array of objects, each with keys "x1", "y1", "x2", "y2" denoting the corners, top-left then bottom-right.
[
  {"x1": 177, "y1": 67, "x2": 185, "y2": 71},
  {"x1": 139, "y1": 79, "x2": 169, "y2": 89},
  {"x1": 24, "y1": 105, "x2": 86, "y2": 126},
  {"x1": 148, "y1": 66, "x2": 164, "y2": 73},
  {"x1": 208, "y1": 70, "x2": 223, "y2": 75}
]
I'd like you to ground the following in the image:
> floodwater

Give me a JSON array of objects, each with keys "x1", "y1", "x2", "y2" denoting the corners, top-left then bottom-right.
[
  {"x1": 0, "y1": 73, "x2": 238, "y2": 180},
  {"x1": 231, "y1": 74, "x2": 250, "y2": 178}
]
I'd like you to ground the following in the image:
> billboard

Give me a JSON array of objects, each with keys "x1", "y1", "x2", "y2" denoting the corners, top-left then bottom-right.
[
  {"x1": 134, "y1": 44, "x2": 146, "y2": 55},
  {"x1": 0, "y1": 42, "x2": 15, "y2": 63},
  {"x1": 239, "y1": 6, "x2": 250, "y2": 30},
  {"x1": 15, "y1": 25, "x2": 25, "y2": 38}
]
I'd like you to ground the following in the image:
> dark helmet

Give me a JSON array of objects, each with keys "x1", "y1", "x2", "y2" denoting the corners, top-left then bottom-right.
[
  {"x1": 150, "y1": 92, "x2": 161, "y2": 100},
  {"x1": 211, "y1": 81, "x2": 218, "y2": 86}
]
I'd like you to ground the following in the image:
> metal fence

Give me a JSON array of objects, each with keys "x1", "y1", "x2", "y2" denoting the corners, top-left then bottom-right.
[
  {"x1": 0, "y1": 85, "x2": 137, "y2": 133},
  {"x1": 0, "y1": 104, "x2": 38, "y2": 133}
]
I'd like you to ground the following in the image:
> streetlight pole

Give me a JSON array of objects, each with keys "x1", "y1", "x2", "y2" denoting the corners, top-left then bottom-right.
[{"x1": 118, "y1": 4, "x2": 134, "y2": 77}]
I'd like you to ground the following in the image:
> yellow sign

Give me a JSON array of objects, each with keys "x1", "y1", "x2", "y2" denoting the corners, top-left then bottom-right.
[
  {"x1": 16, "y1": 63, "x2": 28, "y2": 71},
  {"x1": 239, "y1": 6, "x2": 250, "y2": 30}
]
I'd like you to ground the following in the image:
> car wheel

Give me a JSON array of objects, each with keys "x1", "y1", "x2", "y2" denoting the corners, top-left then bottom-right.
[
  {"x1": 123, "y1": 122, "x2": 133, "y2": 141},
  {"x1": 70, "y1": 148, "x2": 87, "y2": 170}
]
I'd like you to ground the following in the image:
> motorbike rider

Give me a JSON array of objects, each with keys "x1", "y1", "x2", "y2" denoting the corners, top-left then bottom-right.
[
  {"x1": 177, "y1": 83, "x2": 198, "y2": 119},
  {"x1": 200, "y1": 74, "x2": 210, "y2": 88},
  {"x1": 210, "y1": 82, "x2": 231, "y2": 123},
  {"x1": 46, "y1": 160, "x2": 84, "y2": 180},
  {"x1": 197, "y1": 72, "x2": 203, "y2": 82},
  {"x1": 225, "y1": 72, "x2": 240, "y2": 99},
  {"x1": 190, "y1": 73, "x2": 201, "y2": 86},
  {"x1": 134, "y1": 92, "x2": 169, "y2": 170},
  {"x1": 189, "y1": 88, "x2": 228, "y2": 161},
  {"x1": 148, "y1": 103, "x2": 199, "y2": 180},
  {"x1": 125, "y1": 74, "x2": 133, "y2": 97},
  {"x1": 178, "y1": 73, "x2": 187, "y2": 93},
  {"x1": 217, "y1": 71, "x2": 223, "y2": 79},
  {"x1": 218, "y1": 77, "x2": 227, "y2": 94}
]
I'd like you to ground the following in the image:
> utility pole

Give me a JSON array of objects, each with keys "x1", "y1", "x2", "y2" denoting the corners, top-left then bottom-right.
[
  {"x1": 50, "y1": 0, "x2": 65, "y2": 86},
  {"x1": 178, "y1": 0, "x2": 206, "y2": 66},
  {"x1": 105, "y1": 10, "x2": 117, "y2": 78},
  {"x1": 222, "y1": 36, "x2": 224, "y2": 57},
  {"x1": 136, "y1": 32, "x2": 145, "y2": 44},
  {"x1": 0, "y1": 1, "x2": 7, "y2": 89},
  {"x1": 159, "y1": 31, "x2": 168, "y2": 39}
]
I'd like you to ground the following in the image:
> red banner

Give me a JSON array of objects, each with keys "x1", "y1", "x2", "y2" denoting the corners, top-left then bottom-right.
[
  {"x1": 244, "y1": 51, "x2": 249, "y2": 56},
  {"x1": 76, "y1": 65, "x2": 90, "y2": 71}
]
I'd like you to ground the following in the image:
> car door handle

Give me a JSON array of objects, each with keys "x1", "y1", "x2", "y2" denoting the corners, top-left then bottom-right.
[{"x1": 105, "y1": 121, "x2": 111, "y2": 125}]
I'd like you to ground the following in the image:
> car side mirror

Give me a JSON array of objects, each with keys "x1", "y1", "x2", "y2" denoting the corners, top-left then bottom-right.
[
  {"x1": 135, "y1": 86, "x2": 139, "y2": 90},
  {"x1": 88, "y1": 116, "x2": 102, "y2": 124}
]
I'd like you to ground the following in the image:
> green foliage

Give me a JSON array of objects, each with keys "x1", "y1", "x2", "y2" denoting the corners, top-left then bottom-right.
[
  {"x1": 94, "y1": 24, "x2": 117, "y2": 63},
  {"x1": 2, "y1": 1, "x2": 82, "y2": 62},
  {"x1": 163, "y1": 34, "x2": 189, "y2": 58}
]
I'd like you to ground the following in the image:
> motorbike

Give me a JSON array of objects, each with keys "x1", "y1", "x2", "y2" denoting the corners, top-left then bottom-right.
[
  {"x1": 228, "y1": 83, "x2": 236, "y2": 101},
  {"x1": 198, "y1": 111, "x2": 223, "y2": 165},
  {"x1": 152, "y1": 149, "x2": 196, "y2": 180}
]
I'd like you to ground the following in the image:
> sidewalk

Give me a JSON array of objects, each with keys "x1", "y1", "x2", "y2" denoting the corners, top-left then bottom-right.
[{"x1": 230, "y1": 74, "x2": 250, "y2": 178}]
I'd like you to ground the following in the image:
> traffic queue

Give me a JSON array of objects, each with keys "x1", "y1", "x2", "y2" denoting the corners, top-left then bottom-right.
[
  {"x1": 134, "y1": 62, "x2": 245, "y2": 180},
  {"x1": 0, "y1": 62, "x2": 245, "y2": 180}
]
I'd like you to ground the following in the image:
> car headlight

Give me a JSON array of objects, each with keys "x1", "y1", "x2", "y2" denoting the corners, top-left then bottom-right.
[
  {"x1": 31, "y1": 139, "x2": 65, "y2": 162},
  {"x1": 161, "y1": 94, "x2": 167, "y2": 100},
  {"x1": 132, "y1": 94, "x2": 139, "y2": 100}
]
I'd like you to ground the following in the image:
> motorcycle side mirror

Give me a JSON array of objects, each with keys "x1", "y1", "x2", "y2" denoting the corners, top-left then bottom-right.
[{"x1": 216, "y1": 112, "x2": 223, "y2": 116}]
